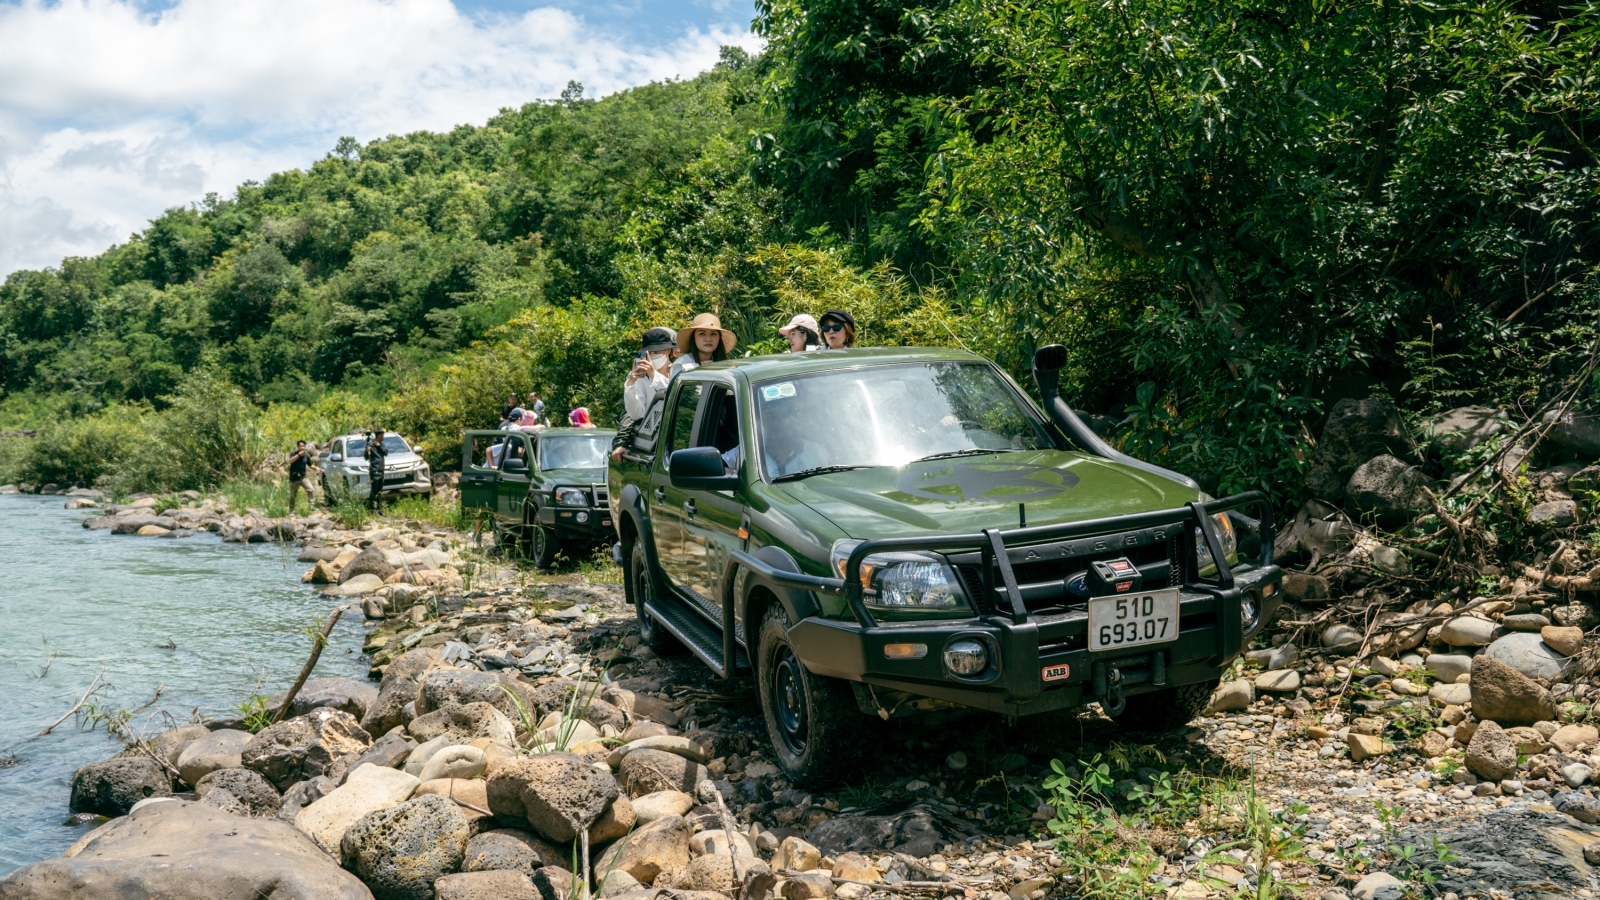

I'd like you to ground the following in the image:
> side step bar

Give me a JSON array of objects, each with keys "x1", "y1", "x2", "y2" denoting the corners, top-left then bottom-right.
[{"x1": 644, "y1": 593, "x2": 750, "y2": 678}]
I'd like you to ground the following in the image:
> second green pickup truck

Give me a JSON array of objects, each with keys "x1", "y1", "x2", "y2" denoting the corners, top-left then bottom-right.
[
  {"x1": 607, "y1": 345, "x2": 1282, "y2": 784},
  {"x1": 461, "y1": 427, "x2": 616, "y2": 567}
]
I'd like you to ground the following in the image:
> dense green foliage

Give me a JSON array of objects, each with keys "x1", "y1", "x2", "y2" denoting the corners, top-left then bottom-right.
[{"x1": 4, "y1": 3, "x2": 1599, "y2": 499}]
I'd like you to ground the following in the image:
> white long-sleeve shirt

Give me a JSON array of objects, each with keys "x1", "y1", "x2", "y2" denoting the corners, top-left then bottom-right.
[{"x1": 624, "y1": 365, "x2": 671, "y2": 420}]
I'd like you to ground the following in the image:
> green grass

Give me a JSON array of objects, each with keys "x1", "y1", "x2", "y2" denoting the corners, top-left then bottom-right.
[
  {"x1": 220, "y1": 477, "x2": 292, "y2": 518},
  {"x1": 387, "y1": 493, "x2": 472, "y2": 530}
]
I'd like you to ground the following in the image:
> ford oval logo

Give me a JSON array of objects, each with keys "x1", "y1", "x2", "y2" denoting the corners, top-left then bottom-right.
[{"x1": 1065, "y1": 573, "x2": 1088, "y2": 598}]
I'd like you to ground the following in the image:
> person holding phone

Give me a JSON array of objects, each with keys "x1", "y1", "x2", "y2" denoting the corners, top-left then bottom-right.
[{"x1": 623, "y1": 327, "x2": 678, "y2": 420}]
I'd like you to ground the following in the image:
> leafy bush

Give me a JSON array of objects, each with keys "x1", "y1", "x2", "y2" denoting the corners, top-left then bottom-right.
[
  {"x1": 14, "y1": 407, "x2": 148, "y2": 487},
  {"x1": 115, "y1": 371, "x2": 266, "y2": 491}
]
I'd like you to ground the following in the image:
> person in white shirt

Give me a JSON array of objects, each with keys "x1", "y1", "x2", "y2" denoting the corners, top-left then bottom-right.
[{"x1": 624, "y1": 327, "x2": 678, "y2": 420}]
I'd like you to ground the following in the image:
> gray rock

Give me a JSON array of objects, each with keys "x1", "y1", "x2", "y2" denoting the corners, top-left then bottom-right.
[
  {"x1": 1307, "y1": 398, "x2": 1412, "y2": 501},
  {"x1": 0, "y1": 798, "x2": 370, "y2": 899},
  {"x1": 176, "y1": 728, "x2": 252, "y2": 788},
  {"x1": 339, "y1": 547, "x2": 397, "y2": 584},
  {"x1": 1322, "y1": 624, "x2": 1363, "y2": 653},
  {"x1": 1254, "y1": 670, "x2": 1301, "y2": 692},
  {"x1": 1562, "y1": 763, "x2": 1593, "y2": 788},
  {"x1": 1345, "y1": 455, "x2": 1433, "y2": 523},
  {"x1": 1424, "y1": 653, "x2": 1473, "y2": 683},
  {"x1": 408, "y1": 701, "x2": 516, "y2": 745},
  {"x1": 339, "y1": 730, "x2": 416, "y2": 783},
  {"x1": 267, "y1": 677, "x2": 379, "y2": 720},
  {"x1": 1472, "y1": 655, "x2": 1558, "y2": 726},
  {"x1": 1501, "y1": 614, "x2": 1552, "y2": 633},
  {"x1": 1542, "y1": 408, "x2": 1600, "y2": 460},
  {"x1": 70, "y1": 757, "x2": 171, "y2": 817},
  {"x1": 618, "y1": 749, "x2": 710, "y2": 798},
  {"x1": 341, "y1": 794, "x2": 471, "y2": 900},
  {"x1": 1439, "y1": 616, "x2": 1497, "y2": 647},
  {"x1": 140, "y1": 723, "x2": 211, "y2": 770},
  {"x1": 1553, "y1": 791, "x2": 1600, "y2": 824},
  {"x1": 464, "y1": 828, "x2": 569, "y2": 875},
  {"x1": 416, "y1": 669, "x2": 537, "y2": 719},
  {"x1": 1351, "y1": 872, "x2": 1404, "y2": 900},
  {"x1": 1370, "y1": 544, "x2": 1410, "y2": 576},
  {"x1": 1530, "y1": 500, "x2": 1579, "y2": 527},
  {"x1": 361, "y1": 647, "x2": 439, "y2": 736},
  {"x1": 277, "y1": 775, "x2": 339, "y2": 821},
  {"x1": 435, "y1": 870, "x2": 543, "y2": 900},
  {"x1": 241, "y1": 708, "x2": 372, "y2": 791},
  {"x1": 487, "y1": 753, "x2": 619, "y2": 842},
  {"x1": 194, "y1": 768, "x2": 281, "y2": 818},
  {"x1": 298, "y1": 546, "x2": 341, "y2": 563},
  {"x1": 1483, "y1": 632, "x2": 1572, "y2": 681},
  {"x1": 1465, "y1": 721, "x2": 1520, "y2": 782},
  {"x1": 805, "y1": 807, "x2": 946, "y2": 859},
  {"x1": 1424, "y1": 406, "x2": 1507, "y2": 454}
]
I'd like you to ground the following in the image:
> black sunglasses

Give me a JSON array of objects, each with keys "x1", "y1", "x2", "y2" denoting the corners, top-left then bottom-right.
[{"x1": 820, "y1": 322, "x2": 846, "y2": 332}]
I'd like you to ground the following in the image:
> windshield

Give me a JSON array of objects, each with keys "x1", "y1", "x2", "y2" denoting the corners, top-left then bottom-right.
[
  {"x1": 346, "y1": 435, "x2": 411, "y2": 456},
  {"x1": 752, "y1": 362, "x2": 1054, "y2": 479},
  {"x1": 540, "y1": 434, "x2": 610, "y2": 470}
]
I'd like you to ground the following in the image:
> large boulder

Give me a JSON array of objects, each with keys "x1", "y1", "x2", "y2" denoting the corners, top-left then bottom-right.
[
  {"x1": 177, "y1": 728, "x2": 252, "y2": 788},
  {"x1": 1470, "y1": 655, "x2": 1558, "y2": 726},
  {"x1": 269, "y1": 677, "x2": 380, "y2": 721},
  {"x1": 295, "y1": 763, "x2": 420, "y2": 853},
  {"x1": 1438, "y1": 616, "x2": 1497, "y2": 648},
  {"x1": 418, "y1": 746, "x2": 488, "y2": 783},
  {"x1": 1423, "y1": 406, "x2": 1508, "y2": 454},
  {"x1": 408, "y1": 702, "x2": 516, "y2": 746},
  {"x1": 362, "y1": 647, "x2": 440, "y2": 736},
  {"x1": 486, "y1": 753, "x2": 619, "y2": 842},
  {"x1": 142, "y1": 723, "x2": 211, "y2": 770},
  {"x1": 70, "y1": 757, "x2": 171, "y2": 817},
  {"x1": 463, "y1": 828, "x2": 569, "y2": 875},
  {"x1": 1307, "y1": 399, "x2": 1412, "y2": 501},
  {"x1": 1345, "y1": 455, "x2": 1433, "y2": 523},
  {"x1": 243, "y1": 708, "x2": 372, "y2": 791},
  {"x1": 0, "y1": 799, "x2": 371, "y2": 899},
  {"x1": 416, "y1": 669, "x2": 537, "y2": 720},
  {"x1": 194, "y1": 768, "x2": 282, "y2": 818},
  {"x1": 618, "y1": 749, "x2": 709, "y2": 797},
  {"x1": 1483, "y1": 632, "x2": 1572, "y2": 681},
  {"x1": 593, "y1": 815, "x2": 691, "y2": 885},
  {"x1": 1542, "y1": 408, "x2": 1600, "y2": 460},
  {"x1": 1465, "y1": 720, "x2": 1520, "y2": 782},
  {"x1": 341, "y1": 794, "x2": 470, "y2": 900},
  {"x1": 340, "y1": 547, "x2": 397, "y2": 584}
]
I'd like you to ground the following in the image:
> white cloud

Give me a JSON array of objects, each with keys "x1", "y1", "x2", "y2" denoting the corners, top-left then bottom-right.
[{"x1": 0, "y1": 0, "x2": 762, "y2": 278}]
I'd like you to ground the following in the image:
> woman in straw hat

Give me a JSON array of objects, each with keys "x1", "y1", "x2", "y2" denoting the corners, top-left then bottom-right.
[{"x1": 673, "y1": 312, "x2": 737, "y2": 375}]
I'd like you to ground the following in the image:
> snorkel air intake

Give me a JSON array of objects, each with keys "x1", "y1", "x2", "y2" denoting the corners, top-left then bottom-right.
[{"x1": 1032, "y1": 344, "x2": 1200, "y2": 490}]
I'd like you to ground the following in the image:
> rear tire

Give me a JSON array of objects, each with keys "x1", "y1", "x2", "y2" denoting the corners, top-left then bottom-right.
[
  {"x1": 1111, "y1": 678, "x2": 1220, "y2": 733},
  {"x1": 491, "y1": 518, "x2": 525, "y2": 557},
  {"x1": 629, "y1": 542, "x2": 680, "y2": 655},
  {"x1": 756, "y1": 604, "x2": 865, "y2": 787}
]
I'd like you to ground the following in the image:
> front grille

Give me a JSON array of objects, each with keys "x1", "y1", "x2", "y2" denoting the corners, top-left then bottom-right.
[{"x1": 956, "y1": 534, "x2": 1182, "y2": 615}]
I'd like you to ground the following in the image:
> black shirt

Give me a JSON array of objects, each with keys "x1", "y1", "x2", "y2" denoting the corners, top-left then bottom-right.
[
  {"x1": 288, "y1": 450, "x2": 309, "y2": 481},
  {"x1": 366, "y1": 441, "x2": 387, "y2": 470}
]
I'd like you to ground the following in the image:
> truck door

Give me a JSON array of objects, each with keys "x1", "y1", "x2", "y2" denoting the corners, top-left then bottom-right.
[
  {"x1": 655, "y1": 381, "x2": 705, "y2": 591},
  {"x1": 496, "y1": 433, "x2": 532, "y2": 522},
  {"x1": 680, "y1": 385, "x2": 745, "y2": 618},
  {"x1": 460, "y1": 431, "x2": 500, "y2": 513}
]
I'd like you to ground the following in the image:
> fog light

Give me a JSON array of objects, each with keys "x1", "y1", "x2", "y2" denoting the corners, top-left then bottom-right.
[
  {"x1": 576, "y1": 511, "x2": 590, "y2": 524},
  {"x1": 944, "y1": 639, "x2": 988, "y2": 676},
  {"x1": 1241, "y1": 593, "x2": 1261, "y2": 633},
  {"x1": 884, "y1": 643, "x2": 927, "y2": 660}
]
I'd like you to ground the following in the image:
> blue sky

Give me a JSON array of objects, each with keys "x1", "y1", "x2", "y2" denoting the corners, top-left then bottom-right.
[{"x1": 0, "y1": 0, "x2": 760, "y2": 278}]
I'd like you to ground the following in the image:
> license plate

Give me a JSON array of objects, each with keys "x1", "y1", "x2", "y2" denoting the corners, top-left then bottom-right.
[{"x1": 1088, "y1": 588, "x2": 1179, "y2": 652}]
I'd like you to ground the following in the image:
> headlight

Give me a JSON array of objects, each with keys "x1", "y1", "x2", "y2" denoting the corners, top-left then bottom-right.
[
  {"x1": 830, "y1": 539, "x2": 968, "y2": 612},
  {"x1": 1195, "y1": 512, "x2": 1238, "y2": 575},
  {"x1": 555, "y1": 487, "x2": 589, "y2": 507}
]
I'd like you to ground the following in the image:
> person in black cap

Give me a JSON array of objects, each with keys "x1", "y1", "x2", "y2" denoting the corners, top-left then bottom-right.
[
  {"x1": 612, "y1": 326, "x2": 679, "y2": 462},
  {"x1": 818, "y1": 308, "x2": 856, "y2": 350}
]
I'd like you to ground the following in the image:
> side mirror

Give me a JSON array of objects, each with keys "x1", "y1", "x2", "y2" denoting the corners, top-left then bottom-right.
[
  {"x1": 502, "y1": 457, "x2": 529, "y2": 474},
  {"x1": 330, "y1": 454, "x2": 343, "y2": 462},
  {"x1": 669, "y1": 447, "x2": 737, "y2": 491}
]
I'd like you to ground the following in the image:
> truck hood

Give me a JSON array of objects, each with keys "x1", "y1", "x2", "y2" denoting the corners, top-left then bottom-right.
[
  {"x1": 774, "y1": 450, "x2": 1200, "y2": 540},
  {"x1": 543, "y1": 467, "x2": 606, "y2": 486}
]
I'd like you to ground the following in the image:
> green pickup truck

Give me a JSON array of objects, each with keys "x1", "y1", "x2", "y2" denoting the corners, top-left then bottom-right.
[
  {"x1": 461, "y1": 427, "x2": 616, "y2": 567},
  {"x1": 607, "y1": 346, "x2": 1281, "y2": 784}
]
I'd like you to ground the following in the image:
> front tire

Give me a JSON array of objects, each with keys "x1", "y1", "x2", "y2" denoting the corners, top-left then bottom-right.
[
  {"x1": 756, "y1": 604, "x2": 864, "y2": 786},
  {"x1": 1111, "y1": 678, "x2": 1220, "y2": 733},
  {"x1": 529, "y1": 522, "x2": 558, "y2": 569},
  {"x1": 628, "y1": 542, "x2": 679, "y2": 655}
]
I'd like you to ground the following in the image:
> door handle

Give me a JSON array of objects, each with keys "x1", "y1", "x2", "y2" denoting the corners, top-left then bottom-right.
[
  {"x1": 683, "y1": 499, "x2": 697, "y2": 517},
  {"x1": 653, "y1": 487, "x2": 665, "y2": 502}
]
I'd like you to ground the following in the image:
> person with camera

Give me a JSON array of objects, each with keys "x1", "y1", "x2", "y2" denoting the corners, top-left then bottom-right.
[
  {"x1": 287, "y1": 440, "x2": 314, "y2": 513},
  {"x1": 365, "y1": 429, "x2": 389, "y2": 511}
]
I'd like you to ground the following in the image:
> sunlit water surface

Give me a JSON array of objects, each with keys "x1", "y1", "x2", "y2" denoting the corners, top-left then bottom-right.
[{"x1": 0, "y1": 495, "x2": 367, "y2": 873}]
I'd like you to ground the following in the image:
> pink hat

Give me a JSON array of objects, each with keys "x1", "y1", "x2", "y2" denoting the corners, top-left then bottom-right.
[
  {"x1": 569, "y1": 408, "x2": 591, "y2": 426},
  {"x1": 779, "y1": 313, "x2": 819, "y2": 336}
]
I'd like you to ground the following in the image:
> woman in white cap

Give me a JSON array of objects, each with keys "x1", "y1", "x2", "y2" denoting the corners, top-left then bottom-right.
[
  {"x1": 674, "y1": 312, "x2": 737, "y2": 375},
  {"x1": 778, "y1": 313, "x2": 821, "y2": 352}
]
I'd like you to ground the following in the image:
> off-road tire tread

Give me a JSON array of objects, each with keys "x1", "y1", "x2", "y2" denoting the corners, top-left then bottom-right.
[
  {"x1": 1114, "y1": 678, "x2": 1220, "y2": 733},
  {"x1": 629, "y1": 542, "x2": 680, "y2": 655},
  {"x1": 756, "y1": 605, "x2": 866, "y2": 787}
]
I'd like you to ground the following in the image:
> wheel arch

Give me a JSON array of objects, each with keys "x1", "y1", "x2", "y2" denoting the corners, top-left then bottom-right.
[
  {"x1": 616, "y1": 483, "x2": 665, "y2": 584},
  {"x1": 736, "y1": 544, "x2": 821, "y2": 644}
]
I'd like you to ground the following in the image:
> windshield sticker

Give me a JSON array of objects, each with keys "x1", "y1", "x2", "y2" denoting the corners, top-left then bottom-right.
[
  {"x1": 761, "y1": 382, "x2": 797, "y2": 401},
  {"x1": 894, "y1": 462, "x2": 1079, "y2": 502}
]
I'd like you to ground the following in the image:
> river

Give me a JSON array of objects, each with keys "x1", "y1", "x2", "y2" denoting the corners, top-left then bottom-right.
[{"x1": 0, "y1": 495, "x2": 368, "y2": 874}]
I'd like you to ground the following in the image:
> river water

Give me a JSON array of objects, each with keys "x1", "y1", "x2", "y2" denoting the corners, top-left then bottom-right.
[{"x1": 0, "y1": 495, "x2": 368, "y2": 874}]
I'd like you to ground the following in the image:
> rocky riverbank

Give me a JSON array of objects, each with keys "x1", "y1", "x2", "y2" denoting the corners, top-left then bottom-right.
[{"x1": 8, "y1": 393, "x2": 1600, "y2": 900}]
